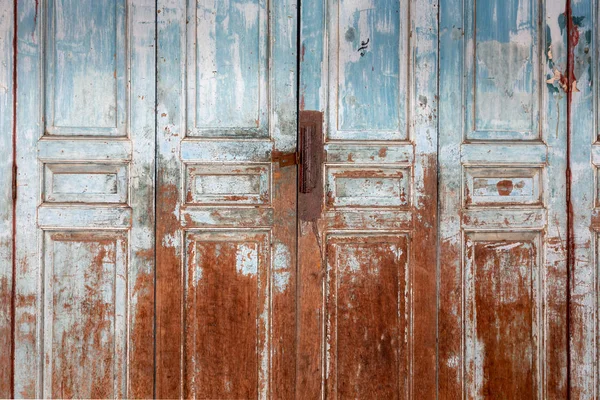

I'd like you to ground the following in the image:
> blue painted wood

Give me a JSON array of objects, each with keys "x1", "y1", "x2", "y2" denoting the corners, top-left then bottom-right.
[
  {"x1": 45, "y1": 0, "x2": 127, "y2": 136},
  {"x1": 0, "y1": 2, "x2": 14, "y2": 397},
  {"x1": 568, "y1": 0, "x2": 596, "y2": 396},
  {"x1": 467, "y1": 0, "x2": 539, "y2": 139},
  {"x1": 336, "y1": 0, "x2": 403, "y2": 132},
  {"x1": 326, "y1": 0, "x2": 409, "y2": 141}
]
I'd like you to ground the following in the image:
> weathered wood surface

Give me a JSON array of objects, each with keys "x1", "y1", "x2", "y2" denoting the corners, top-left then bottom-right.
[
  {"x1": 568, "y1": 0, "x2": 596, "y2": 397},
  {"x1": 1, "y1": 0, "x2": 599, "y2": 398},
  {"x1": 439, "y1": 0, "x2": 569, "y2": 398},
  {"x1": 11, "y1": 0, "x2": 156, "y2": 398},
  {"x1": 298, "y1": 0, "x2": 438, "y2": 398},
  {"x1": 156, "y1": 0, "x2": 298, "y2": 397},
  {"x1": 0, "y1": 2, "x2": 15, "y2": 398}
]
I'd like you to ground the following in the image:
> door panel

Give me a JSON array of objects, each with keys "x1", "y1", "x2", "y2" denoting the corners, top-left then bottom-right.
[
  {"x1": 297, "y1": 0, "x2": 438, "y2": 398},
  {"x1": 156, "y1": 0, "x2": 298, "y2": 397},
  {"x1": 439, "y1": 0, "x2": 568, "y2": 397},
  {"x1": 12, "y1": 0, "x2": 156, "y2": 397}
]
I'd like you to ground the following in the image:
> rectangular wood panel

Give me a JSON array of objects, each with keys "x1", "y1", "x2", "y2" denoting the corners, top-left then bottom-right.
[
  {"x1": 184, "y1": 231, "x2": 269, "y2": 399},
  {"x1": 43, "y1": 231, "x2": 127, "y2": 399},
  {"x1": 328, "y1": 0, "x2": 409, "y2": 140},
  {"x1": 45, "y1": 0, "x2": 127, "y2": 135},
  {"x1": 325, "y1": 234, "x2": 408, "y2": 399},
  {"x1": 467, "y1": 0, "x2": 540, "y2": 139},
  {"x1": 187, "y1": 0, "x2": 268, "y2": 137},
  {"x1": 43, "y1": 163, "x2": 128, "y2": 204},
  {"x1": 465, "y1": 232, "x2": 540, "y2": 399}
]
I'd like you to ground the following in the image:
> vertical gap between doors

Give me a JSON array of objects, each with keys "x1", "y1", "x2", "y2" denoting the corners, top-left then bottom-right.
[{"x1": 153, "y1": 0, "x2": 158, "y2": 397}]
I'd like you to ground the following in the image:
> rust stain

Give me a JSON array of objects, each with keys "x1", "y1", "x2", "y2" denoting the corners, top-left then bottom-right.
[
  {"x1": 0, "y1": 276, "x2": 10, "y2": 397},
  {"x1": 129, "y1": 269, "x2": 154, "y2": 399},
  {"x1": 474, "y1": 240, "x2": 536, "y2": 398},
  {"x1": 155, "y1": 182, "x2": 182, "y2": 398},
  {"x1": 186, "y1": 241, "x2": 259, "y2": 399},
  {"x1": 411, "y1": 154, "x2": 437, "y2": 399},
  {"x1": 496, "y1": 179, "x2": 514, "y2": 196},
  {"x1": 270, "y1": 142, "x2": 297, "y2": 398},
  {"x1": 378, "y1": 147, "x2": 387, "y2": 158},
  {"x1": 328, "y1": 238, "x2": 407, "y2": 398},
  {"x1": 52, "y1": 239, "x2": 116, "y2": 399}
]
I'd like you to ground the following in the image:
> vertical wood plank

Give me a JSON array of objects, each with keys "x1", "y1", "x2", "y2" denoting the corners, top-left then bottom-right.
[
  {"x1": 127, "y1": 1, "x2": 156, "y2": 397},
  {"x1": 14, "y1": 0, "x2": 42, "y2": 396},
  {"x1": 544, "y1": 2, "x2": 570, "y2": 397},
  {"x1": 156, "y1": 0, "x2": 185, "y2": 397},
  {"x1": 411, "y1": 0, "x2": 438, "y2": 396},
  {"x1": 297, "y1": 1, "x2": 325, "y2": 398},
  {"x1": 270, "y1": 0, "x2": 298, "y2": 398},
  {"x1": 0, "y1": 1, "x2": 14, "y2": 397},
  {"x1": 568, "y1": 0, "x2": 596, "y2": 396}
]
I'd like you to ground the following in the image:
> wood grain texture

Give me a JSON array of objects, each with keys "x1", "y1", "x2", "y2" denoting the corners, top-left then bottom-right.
[
  {"x1": 184, "y1": 231, "x2": 269, "y2": 399},
  {"x1": 0, "y1": 1, "x2": 14, "y2": 397},
  {"x1": 568, "y1": 0, "x2": 596, "y2": 397},
  {"x1": 326, "y1": 235, "x2": 408, "y2": 399}
]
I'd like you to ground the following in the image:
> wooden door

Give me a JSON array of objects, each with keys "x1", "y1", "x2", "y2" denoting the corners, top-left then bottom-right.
[
  {"x1": 155, "y1": 0, "x2": 298, "y2": 398},
  {"x1": 7, "y1": 0, "x2": 156, "y2": 398},
  {"x1": 297, "y1": 0, "x2": 438, "y2": 398},
  {"x1": 439, "y1": 0, "x2": 569, "y2": 398}
]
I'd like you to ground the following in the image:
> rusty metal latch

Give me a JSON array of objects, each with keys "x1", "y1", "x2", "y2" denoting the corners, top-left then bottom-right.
[
  {"x1": 272, "y1": 151, "x2": 299, "y2": 168},
  {"x1": 299, "y1": 111, "x2": 323, "y2": 194},
  {"x1": 298, "y1": 110, "x2": 324, "y2": 220}
]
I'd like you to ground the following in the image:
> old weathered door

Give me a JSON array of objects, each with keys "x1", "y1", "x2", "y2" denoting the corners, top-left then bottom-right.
[
  {"x1": 6, "y1": 0, "x2": 156, "y2": 398},
  {"x1": 155, "y1": 0, "x2": 298, "y2": 398},
  {"x1": 439, "y1": 0, "x2": 570, "y2": 398},
  {"x1": 297, "y1": 0, "x2": 438, "y2": 398},
  {"x1": 4, "y1": 0, "x2": 600, "y2": 398}
]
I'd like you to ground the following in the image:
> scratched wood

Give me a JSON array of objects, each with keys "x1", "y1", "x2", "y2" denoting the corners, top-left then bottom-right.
[
  {"x1": 568, "y1": 0, "x2": 596, "y2": 397},
  {"x1": 298, "y1": 0, "x2": 438, "y2": 398},
  {"x1": 0, "y1": 2, "x2": 14, "y2": 397},
  {"x1": 438, "y1": 0, "x2": 569, "y2": 397},
  {"x1": 156, "y1": 0, "x2": 298, "y2": 397},
  {"x1": 12, "y1": 0, "x2": 156, "y2": 397}
]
